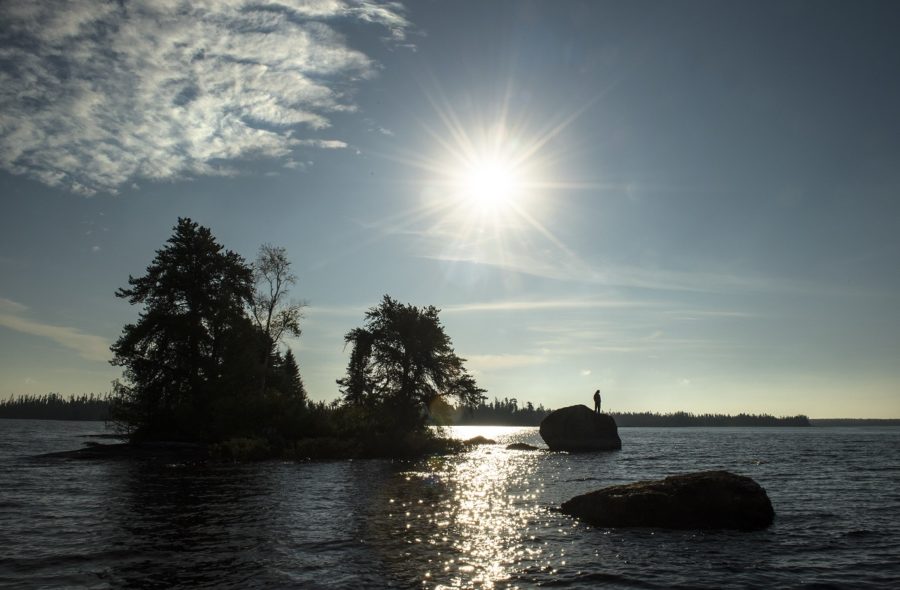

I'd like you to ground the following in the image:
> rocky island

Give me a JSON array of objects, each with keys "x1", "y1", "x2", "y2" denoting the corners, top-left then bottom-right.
[{"x1": 539, "y1": 404, "x2": 622, "y2": 451}]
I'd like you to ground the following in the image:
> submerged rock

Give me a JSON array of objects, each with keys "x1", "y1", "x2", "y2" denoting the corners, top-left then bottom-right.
[
  {"x1": 39, "y1": 441, "x2": 208, "y2": 461},
  {"x1": 539, "y1": 404, "x2": 621, "y2": 451},
  {"x1": 506, "y1": 442, "x2": 541, "y2": 451},
  {"x1": 560, "y1": 470, "x2": 775, "y2": 531},
  {"x1": 463, "y1": 435, "x2": 497, "y2": 446}
]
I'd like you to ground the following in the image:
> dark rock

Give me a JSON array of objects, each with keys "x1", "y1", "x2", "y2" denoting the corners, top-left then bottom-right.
[
  {"x1": 38, "y1": 441, "x2": 208, "y2": 461},
  {"x1": 560, "y1": 470, "x2": 775, "y2": 531},
  {"x1": 78, "y1": 433, "x2": 128, "y2": 440},
  {"x1": 463, "y1": 435, "x2": 497, "y2": 446},
  {"x1": 539, "y1": 404, "x2": 621, "y2": 451},
  {"x1": 506, "y1": 442, "x2": 541, "y2": 451}
]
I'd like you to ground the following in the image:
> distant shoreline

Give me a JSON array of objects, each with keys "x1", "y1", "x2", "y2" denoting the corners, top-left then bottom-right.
[
  {"x1": 808, "y1": 419, "x2": 900, "y2": 427},
  {"x1": 5, "y1": 417, "x2": 900, "y2": 427},
  {"x1": 2, "y1": 397, "x2": 898, "y2": 428}
]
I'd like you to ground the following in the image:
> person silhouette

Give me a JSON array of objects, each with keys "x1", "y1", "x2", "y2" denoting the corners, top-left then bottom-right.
[{"x1": 593, "y1": 389, "x2": 601, "y2": 413}]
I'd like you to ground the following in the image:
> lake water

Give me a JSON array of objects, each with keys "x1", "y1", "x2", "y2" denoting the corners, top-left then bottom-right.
[{"x1": 1, "y1": 420, "x2": 899, "y2": 589}]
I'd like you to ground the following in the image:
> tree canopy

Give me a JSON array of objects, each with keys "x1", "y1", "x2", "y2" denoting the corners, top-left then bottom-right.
[
  {"x1": 271, "y1": 348, "x2": 307, "y2": 402},
  {"x1": 107, "y1": 219, "x2": 483, "y2": 456},
  {"x1": 110, "y1": 218, "x2": 259, "y2": 440},
  {"x1": 338, "y1": 295, "x2": 485, "y2": 432}
]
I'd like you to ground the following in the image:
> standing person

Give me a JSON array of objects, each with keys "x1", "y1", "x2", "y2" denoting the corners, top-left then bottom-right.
[{"x1": 593, "y1": 389, "x2": 602, "y2": 413}]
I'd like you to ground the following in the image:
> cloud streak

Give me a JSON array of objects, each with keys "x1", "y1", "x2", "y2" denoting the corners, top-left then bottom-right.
[
  {"x1": 0, "y1": 0, "x2": 410, "y2": 194},
  {"x1": 465, "y1": 353, "x2": 549, "y2": 372},
  {"x1": 0, "y1": 298, "x2": 110, "y2": 362},
  {"x1": 426, "y1": 248, "x2": 819, "y2": 295},
  {"x1": 369, "y1": 205, "x2": 824, "y2": 296},
  {"x1": 442, "y1": 298, "x2": 654, "y2": 314}
]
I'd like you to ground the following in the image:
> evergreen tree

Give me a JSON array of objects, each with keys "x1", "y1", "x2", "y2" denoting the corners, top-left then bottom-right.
[
  {"x1": 339, "y1": 295, "x2": 485, "y2": 432},
  {"x1": 280, "y1": 348, "x2": 306, "y2": 401},
  {"x1": 109, "y1": 218, "x2": 255, "y2": 440},
  {"x1": 337, "y1": 327, "x2": 375, "y2": 405}
]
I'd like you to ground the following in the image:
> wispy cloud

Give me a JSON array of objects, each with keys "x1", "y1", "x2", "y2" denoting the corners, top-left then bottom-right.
[
  {"x1": 427, "y1": 248, "x2": 817, "y2": 295},
  {"x1": 0, "y1": 298, "x2": 110, "y2": 361},
  {"x1": 0, "y1": 0, "x2": 410, "y2": 194},
  {"x1": 368, "y1": 204, "x2": 818, "y2": 295},
  {"x1": 0, "y1": 298, "x2": 27, "y2": 314},
  {"x1": 663, "y1": 309, "x2": 759, "y2": 320},
  {"x1": 442, "y1": 298, "x2": 654, "y2": 314},
  {"x1": 306, "y1": 303, "x2": 369, "y2": 318},
  {"x1": 530, "y1": 325, "x2": 752, "y2": 359},
  {"x1": 465, "y1": 353, "x2": 549, "y2": 372}
]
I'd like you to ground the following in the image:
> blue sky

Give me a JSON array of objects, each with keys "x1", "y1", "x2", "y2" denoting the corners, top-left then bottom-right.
[{"x1": 1, "y1": 1, "x2": 898, "y2": 417}]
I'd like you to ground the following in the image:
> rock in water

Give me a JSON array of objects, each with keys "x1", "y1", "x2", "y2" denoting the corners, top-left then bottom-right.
[
  {"x1": 560, "y1": 470, "x2": 775, "y2": 530},
  {"x1": 539, "y1": 404, "x2": 622, "y2": 451},
  {"x1": 506, "y1": 442, "x2": 541, "y2": 451},
  {"x1": 463, "y1": 436, "x2": 497, "y2": 446}
]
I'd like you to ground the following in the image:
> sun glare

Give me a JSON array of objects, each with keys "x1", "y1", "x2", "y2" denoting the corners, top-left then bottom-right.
[
  {"x1": 458, "y1": 157, "x2": 520, "y2": 212},
  {"x1": 372, "y1": 93, "x2": 589, "y2": 273}
]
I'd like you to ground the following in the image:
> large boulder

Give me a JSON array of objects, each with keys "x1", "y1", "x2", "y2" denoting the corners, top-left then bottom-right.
[
  {"x1": 560, "y1": 470, "x2": 775, "y2": 531},
  {"x1": 539, "y1": 404, "x2": 622, "y2": 451}
]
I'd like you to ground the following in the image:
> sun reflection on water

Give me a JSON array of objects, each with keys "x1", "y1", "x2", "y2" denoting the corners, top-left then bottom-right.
[
  {"x1": 377, "y1": 432, "x2": 549, "y2": 589},
  {"x1": 446, "y1": 448, "x2": 542, "y2": 588}
]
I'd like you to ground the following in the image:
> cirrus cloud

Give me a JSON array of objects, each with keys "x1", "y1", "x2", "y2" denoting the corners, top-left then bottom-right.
[
  {"x1": 0, "y1": 0, "x2": 410, "y2": 195},
  {"x1": 0, "y1": 298, "x2": 110, "y2": 362}
]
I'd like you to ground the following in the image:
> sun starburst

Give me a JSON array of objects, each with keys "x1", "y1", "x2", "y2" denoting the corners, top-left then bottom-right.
[{"x1": 359, "y1": 87, "x2": 596, "y2": 280}]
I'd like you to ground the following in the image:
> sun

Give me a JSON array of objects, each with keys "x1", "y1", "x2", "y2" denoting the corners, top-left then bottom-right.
[
  {"x1": 373, "y1": 95, "x2": 587, "y2": 266},
  {"x1": 457, "y1": 156, "x2": 520, "y2": 212}
]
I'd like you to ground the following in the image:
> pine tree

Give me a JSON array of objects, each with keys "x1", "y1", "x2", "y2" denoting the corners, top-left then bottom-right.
[
  {"x1": 110, "y1": 218, "x2": 254, "y2": 440},
  {"x1": 337, "y1": 327, "x2": 375, "y2": 405},
  {"x1": 281, "y1": 348, "x2": 307, "y2": 402}
]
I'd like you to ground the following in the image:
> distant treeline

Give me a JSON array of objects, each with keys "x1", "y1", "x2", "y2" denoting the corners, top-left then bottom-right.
[
  {"x1": 442, "y1": 400, "x2": 811, "y2": 427},
  {"x1": 0, "y1": 393, "x2": 817, "y2": 428},
  {"x1": 611, "y1": 411, "x2": 811, "y2": 427},
  {"x1": 455, "y1": 397, "x2": 552, "y2": 426},
  {"x1": 810, "y1": 418, "x2": 900, "y2": 427},
  {"x1": 0, "y1": 393, "x2": 111, "y2": 421}
]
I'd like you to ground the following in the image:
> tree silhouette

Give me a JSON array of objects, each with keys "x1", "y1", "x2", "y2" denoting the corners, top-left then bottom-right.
[
  {"x1": 338, "y1": 327, "x2": 376, "y2": 406},
  {"x1": 0, "y1": 393, "x2": 110, "y2": 420},
  {"x1": 250, "y1": 244, "x2": 304, "y2": 395},
  {"x1": 279, "y1": 348, "x2": 306, "y2": 401},
  {"x1": 454, "y1": 396, "x2": 550, "y2": 426},
  {"x1": 338, "y1": 295, "x2": 485, "y2": 432},
  {"x1": 109, "y1": 218, "x2": 254, "y2": 440}
]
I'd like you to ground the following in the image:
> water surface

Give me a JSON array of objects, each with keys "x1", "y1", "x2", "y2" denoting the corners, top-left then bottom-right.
[{"x1": 1, "y1": 420, "x2": 898, "y2": 588}]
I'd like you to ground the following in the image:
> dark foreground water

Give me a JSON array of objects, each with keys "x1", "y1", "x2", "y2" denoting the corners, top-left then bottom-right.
[{"x1": 1, "y1": 421, "x2": 899, "y2": 589}]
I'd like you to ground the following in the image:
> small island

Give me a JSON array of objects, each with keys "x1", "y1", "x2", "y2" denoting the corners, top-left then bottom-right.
[{"x1": 46, "y1": 218, "x2": 485, "y2": 461}]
